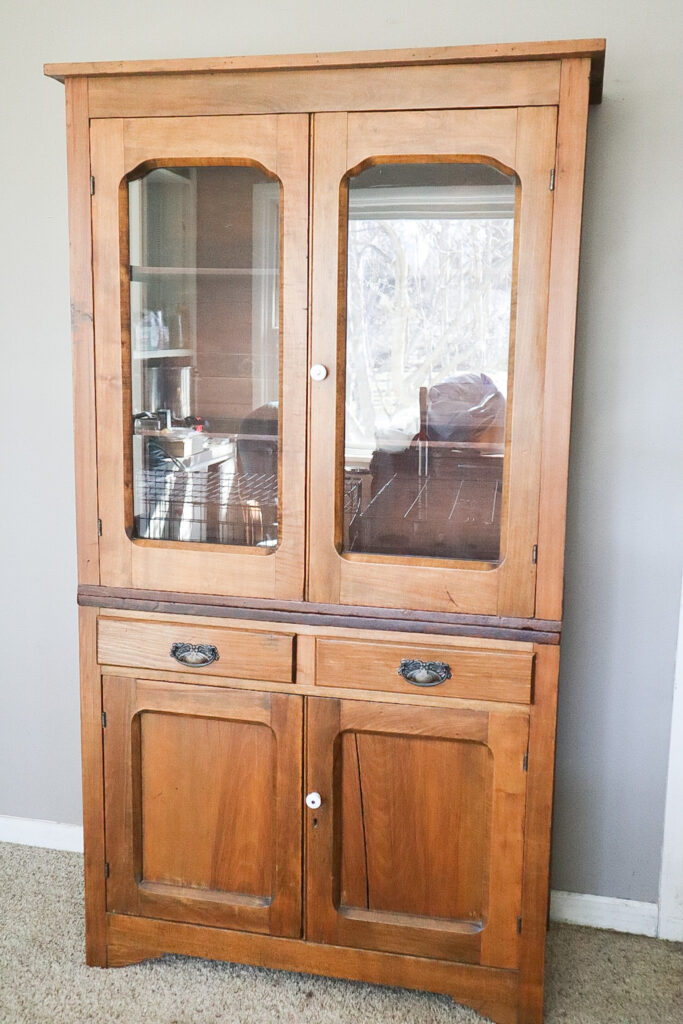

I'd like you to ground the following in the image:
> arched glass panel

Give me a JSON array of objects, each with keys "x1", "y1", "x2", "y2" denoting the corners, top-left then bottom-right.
[
  {"x1": 342, "y1": 162, "x2": 516, "y2": 563},
  {"x1": 127, "y1": 165, "x2": 281, "y2": 547}
]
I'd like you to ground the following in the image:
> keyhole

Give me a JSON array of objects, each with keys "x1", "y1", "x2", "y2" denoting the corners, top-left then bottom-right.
[{"x1": 312, "y1": 817, "x2": 318, "y2": 829}]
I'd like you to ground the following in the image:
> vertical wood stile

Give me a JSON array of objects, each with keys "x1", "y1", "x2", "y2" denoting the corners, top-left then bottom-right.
[
  {"x1": 65, "y1": 78, "x2": 100, "y2": 584},
  {"x1": 535, "y1": 58, "x2": 592, "y2": 620}
]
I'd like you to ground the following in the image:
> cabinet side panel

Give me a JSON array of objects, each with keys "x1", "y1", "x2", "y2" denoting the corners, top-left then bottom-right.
[
  {"x1": 78, "y1": 605, "x2": 106, "y2": 964},
  {"x1": 518, "y1": 643, "x2": 560, "y2": 1024},
  {"x1": 535, "y1": 59, "x2": 591, "y2": 621},
  {"x1": 65, "y1": 78, "x2": 99, "y2": 584}
]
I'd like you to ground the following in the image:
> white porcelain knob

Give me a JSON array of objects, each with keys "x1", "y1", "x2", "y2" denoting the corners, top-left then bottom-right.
[
  {"x1": 309, "y1": 364, "x2": 328, "y2": 382},
  {"x1": 305, "y1": 791, "x2": 322, "y2": 809}
]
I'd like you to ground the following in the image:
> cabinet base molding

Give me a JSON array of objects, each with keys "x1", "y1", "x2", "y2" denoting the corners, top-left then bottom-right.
[{"x1": 105, "y1": 914, "x2": 522, "y2": 1024}]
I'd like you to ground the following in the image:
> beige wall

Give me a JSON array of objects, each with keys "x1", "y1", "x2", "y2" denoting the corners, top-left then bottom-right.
[{"x1": 1, "y1": 0, "x2": 682, "y2": 903}]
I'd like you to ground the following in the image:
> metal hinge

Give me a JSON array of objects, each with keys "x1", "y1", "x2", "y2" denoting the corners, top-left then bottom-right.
[
  {"x1": 104, "y1": 862, "x2": 110, "y2": 878},
  {"x1": 90, "y1": 175, "x2": 95, "y2": 196},
  {"x1": 549, "y1": 168, "x2": 555, "y2": 191},
  {"x1": 523, "y1": 750, "x2": 529, "y2": 772},
  {"x1": 101, "y1": 711, "x2": 107, "y2": 728},
  {"x1": 97, "y1": 518, "x2": 102, "y2": 537},
  {"x1": 517, "y1": 916, "x2": 523, "y2": 934},
  {"x1": 532, "y1": 544, "x2": 538, "y2": 564}
]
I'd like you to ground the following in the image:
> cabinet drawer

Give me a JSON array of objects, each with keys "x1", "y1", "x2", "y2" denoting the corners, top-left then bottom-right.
[
  {"x1": 315, "y1": 638, "x2": 533, "y2": 703},
  {"x1": 97, "y1": 617, "x2": 295, "y2": 683}
]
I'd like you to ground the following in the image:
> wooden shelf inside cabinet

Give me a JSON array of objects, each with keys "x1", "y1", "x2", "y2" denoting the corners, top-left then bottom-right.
[
  {"x1": 132, "y1": 348, "x2": 194, "y2": 360},
  {"x1": 48, "y1": 41, "x2": 602, "y2": 1024},
  {"x1": 130, "y1": 266, "x2": 278, "y2": 277}
]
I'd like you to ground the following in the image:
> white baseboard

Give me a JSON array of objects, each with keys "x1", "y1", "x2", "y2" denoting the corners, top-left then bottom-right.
[
  {"x1": 550, "y1": 889, "x2": 658, "y2": 937},
  {"x1": 0, "y1": 814, "x2": 84, "y2": 853},
  {"x1": 0, "y1": 815, "x2": 674, "y2": 939}
]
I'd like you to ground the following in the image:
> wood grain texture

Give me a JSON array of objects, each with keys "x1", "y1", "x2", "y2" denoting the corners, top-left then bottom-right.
[
  {"x1": 535, "y1": 59, "x2": 592, "y2": 622},
  {"x1": 306, "y1": 697, "x2": 528, "y2": 967},
  {"x1": 106, "y1": 912, "x2": 520, "y2": 1024},
  {"x1": 78, "y1": 583, "x2": 562, "y2": 640},
  {"x1": 308, "y1": 106, "x2": 556, "y2": 617},
  {"x1": 97, "y1": 615, "x2": 295, "y2": 682},
  {"x1": 83, "y1": 63, "x2": 560, "y2": 119},
  {"x1": 315, "y1": 637, "x2": 534, "y2": 703},
  {"x1": 65, "y1": 78, "x2": 100, "y2": 585},
  {"x1": 90, "y1": 114, "x2": 309, "y2": 600},
  {"x1": 44, "y1": 37, "x2": 605, "y2": 96},
  {"x1": 103, "y1": 678, "x2": 303, "y2": 936},
  {"x1": 78, "y1": 606, "x2": 106, "y2": 965},
  {"x1": 517, "y1": 644, "x2": 560, "y2": 1023},
  {"x1": 496, "y1": 105, "x2": 557, "y2": 617}
]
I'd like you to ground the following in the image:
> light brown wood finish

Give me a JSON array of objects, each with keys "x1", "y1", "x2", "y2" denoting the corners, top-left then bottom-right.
[
  {"x1": 306, "y1": 697, "x2": 528, "y2": 966},
  {"x1": 78, "y1": 606, "x2": 107, "y2": 965},
  {"x1": 91, "y1": 114, "x2": 309, "y2": 600},
  {"x1": 106, "y1": 912, "x2": 520, "y2": 1024},
  {"x1": 103, "y1": 677, "x2": 302, "y2": 935},
  {"x1": 97, "y1": 616, "x2": 295, "y2": 682},
  {"x1": 315, "y1": 637, "x2": 534, "y2": 703},
  {"x1": 44, "y1": 37, "x2": 605, "y2": 93},
  {"x1": 65, "y1": 78, "x2": 99, "y2": 585},
  {"x1": 48, "y1": 45, "x2": 601, "y2": 1024},
  {"x1": 518, "y1": 644, "x2": 561, "y2": 1022},
  {"x1": 308, "y1": 107, "x2": 557, "y2": 617},
  {"x1": 535, "y1": 59, "x2": 592, "y2": 621},
  {"x1": 83, "y1": 62, "x2": 560, "y2": 119}
]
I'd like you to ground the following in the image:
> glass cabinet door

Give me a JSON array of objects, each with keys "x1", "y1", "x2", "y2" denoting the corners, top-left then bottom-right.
[
  {"x1": 309, "y1": 108, "x2": 557, "y2": 616},
  {"x1": 91, "y1": 115, "x2": 308, "y2": 598}
]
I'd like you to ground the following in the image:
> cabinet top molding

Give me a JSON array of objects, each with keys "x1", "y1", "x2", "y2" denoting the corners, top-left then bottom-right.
[{"x1": 44, "y1": 38, "x2": 606, "y2": 102}]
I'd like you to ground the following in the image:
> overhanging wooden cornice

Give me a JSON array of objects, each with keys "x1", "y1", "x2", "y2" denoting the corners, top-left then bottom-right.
[{"x1": 44, "y1": 38, "x2": 606, "y2": 102}]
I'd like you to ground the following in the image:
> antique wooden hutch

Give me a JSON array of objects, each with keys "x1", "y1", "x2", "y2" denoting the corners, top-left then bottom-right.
[{"x1": 46, "y1": 39, "x2": 605, "y2": 1024}]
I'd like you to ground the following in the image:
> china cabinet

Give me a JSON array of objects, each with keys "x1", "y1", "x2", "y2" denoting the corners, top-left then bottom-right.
[{"x1": 46, "y1": 38, "x2": 606, "y2": 1024}]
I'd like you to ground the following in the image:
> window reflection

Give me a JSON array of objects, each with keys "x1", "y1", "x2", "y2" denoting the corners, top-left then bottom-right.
[{"x1": 343, "y1": 162, "x2": 516, "y2": 562}]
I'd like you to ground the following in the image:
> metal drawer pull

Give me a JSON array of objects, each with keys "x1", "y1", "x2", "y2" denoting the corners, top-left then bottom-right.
[
  {"x1": 398, "y1": 658, "x2": 451, "y2": 687},
  {"x1": 170, "y1": 642, "x2": 220, "y2": 667}
]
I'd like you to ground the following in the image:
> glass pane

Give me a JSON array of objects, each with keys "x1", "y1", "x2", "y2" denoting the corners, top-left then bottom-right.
[
  {"x1": 128, "y1": 166, "x2": 280, "y2": 547},
  {"x1": 342, "y1": 162, "x2": 516, "y2": 562}
]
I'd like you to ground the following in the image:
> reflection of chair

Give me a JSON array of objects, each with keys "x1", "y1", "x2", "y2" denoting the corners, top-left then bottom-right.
[
  {"x1": 233, "y1": 402, "x2": 279, "y2": 547},
  {"x1": 348, "y1": 375, "x2": 506, "y2": 561}
]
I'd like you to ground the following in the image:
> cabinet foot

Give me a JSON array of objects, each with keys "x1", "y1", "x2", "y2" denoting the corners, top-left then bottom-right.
[{"x1": 106, "y1": 943, "x2": 163, "y2": 968}]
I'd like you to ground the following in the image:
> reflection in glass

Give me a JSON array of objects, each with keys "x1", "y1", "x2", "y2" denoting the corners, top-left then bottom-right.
[
  {"x1": 128, "y1": 166, "x2": 280, "y2": 547},
  {"x1": 342, "y1": 162, "x2": 516, "y2": 562}
]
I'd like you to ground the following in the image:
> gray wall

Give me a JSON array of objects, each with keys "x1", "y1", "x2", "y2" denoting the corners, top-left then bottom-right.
[{"x1": 1, "y1": 0, "x2": 681, "y2": 904}]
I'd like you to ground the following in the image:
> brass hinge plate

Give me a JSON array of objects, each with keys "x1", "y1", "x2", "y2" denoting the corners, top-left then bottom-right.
[
  {"x1": 549, "y1": 168, "x2": 555, "y2": 191},
  {"x1": 101, "y1": 711, "x2": 107, "y2": 728},
  {"x1": 90, "y1": 175, "x2": 95, "y2": 196},
  {"x1": 97, "y1": 518, "x2": 102, "y2": 536}
]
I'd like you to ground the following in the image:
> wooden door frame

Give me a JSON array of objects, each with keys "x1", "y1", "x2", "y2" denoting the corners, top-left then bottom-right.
[
  {"x1": 308, "y1": 106, "x2": 557, "y2": 618},
  {"x1": 103, "y1": 676, "x2": 303, "y2": 936},
  {"x1": 305, "y1": 695, "x2": 529, "y2": 967},
  {"x1": 90, "y1": 114, "x2": 309, "y2": 600}
]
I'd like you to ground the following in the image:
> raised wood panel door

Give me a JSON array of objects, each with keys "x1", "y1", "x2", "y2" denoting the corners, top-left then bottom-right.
[
  {"x1": 306, "y1": 697, "x2": 529, "y2": 967},
  {"x1": 103, "y1": 677, "x2": 302, "y2": 936},
  {"x1": 308, "y1": 107, "x2": 557, "y2": 616},
  {"x1": 90, "y1": 115, "x2": 309, "y2": 599}
]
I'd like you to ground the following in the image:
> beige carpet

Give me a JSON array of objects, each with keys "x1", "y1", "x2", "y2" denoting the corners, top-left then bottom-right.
[{"x1": 0, "y1": 843, "x2": 680, "y2": 1024}]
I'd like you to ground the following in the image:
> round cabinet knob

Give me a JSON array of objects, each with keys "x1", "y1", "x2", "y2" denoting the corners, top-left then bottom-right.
[
  {"x1": 309, "y1": 364, "x2": 328, "y2": 382},
  {"x1": 305, "y1": 791, "x2": 322, "y2": 810}
]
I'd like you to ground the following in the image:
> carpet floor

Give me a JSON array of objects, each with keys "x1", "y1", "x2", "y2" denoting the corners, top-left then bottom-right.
[{"x1": 0, "y1": 843, "x2": 680, "y2": 1024}]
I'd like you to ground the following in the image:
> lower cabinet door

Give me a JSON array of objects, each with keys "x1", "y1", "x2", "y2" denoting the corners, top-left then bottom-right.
[
  {"x1": 305, "y1": 697, "x2": 529, "y2": 967},
  {"x1": 103, "y1": 676, "x2": 303, "y2": 937}
]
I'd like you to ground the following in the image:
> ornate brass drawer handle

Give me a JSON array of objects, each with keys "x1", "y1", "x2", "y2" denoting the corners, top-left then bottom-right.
[
  {"x1": 398, "y1": 658, "x2": 452, "y2": 687},
  {"x1": 170, "y1": 642, "x2": 220, "y2": 667}
]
